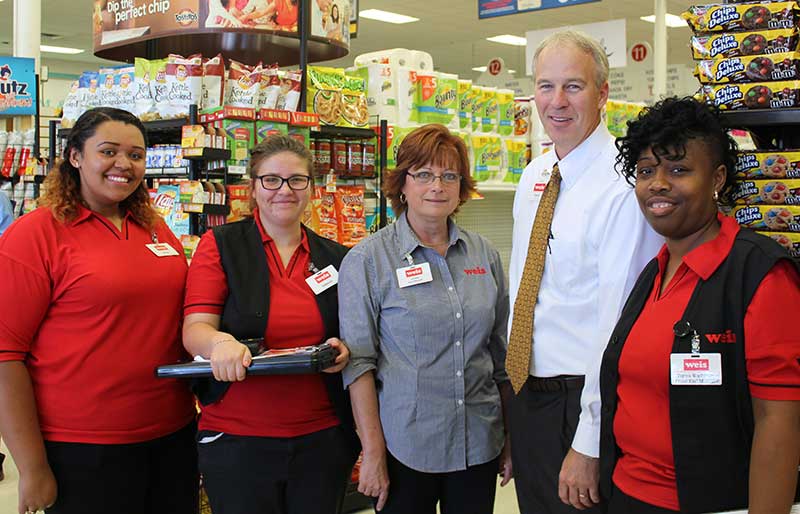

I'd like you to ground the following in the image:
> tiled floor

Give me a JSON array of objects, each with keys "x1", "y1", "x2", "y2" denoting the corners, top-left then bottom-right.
[{"x1": 0, "y1": 444, "x2": 520, "y2": 514}]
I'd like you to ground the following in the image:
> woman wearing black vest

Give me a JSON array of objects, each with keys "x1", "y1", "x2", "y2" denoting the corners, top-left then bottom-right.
[
  {"x1": 182, "y1": 135, "x2": 359, "y2": 514},
  {"x1": 597, "y1": 97, "x2": 800, "y2": 514}
]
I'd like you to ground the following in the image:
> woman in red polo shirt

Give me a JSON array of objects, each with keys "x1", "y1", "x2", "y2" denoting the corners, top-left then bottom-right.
[
  {"x1": 597, "y1": 97, "x2": 800, "y2": 514},
  {"x1": 183, "y1": 134, "x2": 358, "y2": 514},
  {"x1": 0, "y1": 107, "x2": 197, "y2": 514}
]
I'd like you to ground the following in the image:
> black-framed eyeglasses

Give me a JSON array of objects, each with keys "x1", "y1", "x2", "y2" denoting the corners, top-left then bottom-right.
[
  {"x1": 256, "y1": 174, "x2": 312, "y2": 190},
  {"x1": 406, "y1": 170, "x2": 463, "y2": 185}
]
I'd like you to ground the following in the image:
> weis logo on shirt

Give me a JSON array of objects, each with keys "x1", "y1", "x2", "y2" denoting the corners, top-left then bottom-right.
[
  {"x1": 533, "y1": 183, "x2": 547, "y2": 193},
  {"x1": 464, "y1": 267, "x2": 487, "y2": 275},
  {"x1": 405, "y1": 267, "x2": 423, "y2": 278},
  {"x1": 684, "y1": 359, "x2": 710, "y2": 371},
  {"x1": 705, "y1": 330, "x2": 737, "y2": 343}
]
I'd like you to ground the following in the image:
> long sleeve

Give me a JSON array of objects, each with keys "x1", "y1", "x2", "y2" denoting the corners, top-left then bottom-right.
[{"x1": 339, "y1": 246, "x2": 380, "y2": 389}]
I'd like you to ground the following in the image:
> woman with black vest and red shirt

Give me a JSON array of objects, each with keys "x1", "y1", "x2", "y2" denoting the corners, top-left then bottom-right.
[
  {"x1": 598, "y1": 97, "x2": 800, "y2": 514},
  {"x1": 182, "y1": 134, "x2": 359, "y2": 514}
]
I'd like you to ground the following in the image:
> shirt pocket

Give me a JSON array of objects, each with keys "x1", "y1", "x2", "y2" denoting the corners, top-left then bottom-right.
[{"x1": 546, "y1": 238, "x2": 585, "y2": 291}]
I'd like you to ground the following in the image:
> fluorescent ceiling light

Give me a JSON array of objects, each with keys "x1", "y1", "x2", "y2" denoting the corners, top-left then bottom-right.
[
  {"x1": 472, "y1": 66, "x2": 516, "y2": 74},
  {"x1": 359, "y1": 9, "x2": 419, "y2": 24},
  {"x1": 41, "y1": 45, "x2": 84, "y2": 54},
  {"x1": 640, "y1": 14, "x2": 687, "y2": 28},
  {"x1": 486, "y1": 34, "x2": 527, "y2": 46}
]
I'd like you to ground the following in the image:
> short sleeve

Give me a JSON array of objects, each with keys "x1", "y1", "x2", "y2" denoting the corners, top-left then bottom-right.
[
  {"x1": 745, "y1": 259, "x2": 800, "y2": 400},
  {"x1": 183, "y1": 230, "x2": 228, "y2": 317}
]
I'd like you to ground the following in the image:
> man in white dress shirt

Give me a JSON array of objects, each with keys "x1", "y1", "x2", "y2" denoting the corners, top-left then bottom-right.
[{"x1": 507, "y1": 31, "x2": 662, "y2": 513}]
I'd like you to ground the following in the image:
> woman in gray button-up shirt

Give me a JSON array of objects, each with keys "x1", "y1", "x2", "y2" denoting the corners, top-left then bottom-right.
[{"x1": 339, "y1": 124, "x2": 513, "y2": 514}]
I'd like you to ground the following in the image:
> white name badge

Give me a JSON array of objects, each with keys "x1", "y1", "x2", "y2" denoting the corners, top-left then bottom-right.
[
  {"x1": 396, "y1": 262, "x2": 433, "y2": 288},
  {"x1": 670, "y1": 353, "x2": 722, "y2": 386},
  {"x1": 145, "y1": 243, "x2": 180, "y2": 257},
  {"x1": 305, "y1": 264, "x2": 339, "y2": 295},
  {"x1": 528, "y1": 168, "x2": 552, "y2": 200}
]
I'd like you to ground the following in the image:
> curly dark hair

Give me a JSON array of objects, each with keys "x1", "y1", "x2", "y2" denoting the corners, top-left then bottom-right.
[{"x1": 614, "y1": 96, "x2": 738, "y2": 206}]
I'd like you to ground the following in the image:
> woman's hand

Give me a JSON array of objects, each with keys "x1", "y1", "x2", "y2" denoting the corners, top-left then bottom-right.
[
  {"x1": 322, "y1": 338, "x2": 350, "y2": 373},
  {"x1": 499, "y1": 435, "x2": 513, "y2": 486},
  {"x1": 359, "y1": 449, "x2": 391, "y2": 511},
  {"x1": 210, "y1": 339, "x2": 252, "y2": 382},
  {"x1": 18, "y1": 464, "x2": 57, "y2": 514}
]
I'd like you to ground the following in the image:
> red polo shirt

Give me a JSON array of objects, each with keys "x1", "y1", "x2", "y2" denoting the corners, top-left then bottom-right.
[
  {"x1": 184, "y1": 212, "x2": 338, "y2": 438},
  {"x1": 613, "y1": 214, "x2": 800, "y2": 510},
  {"x1": 0, "y1": 206, "x2": 195, "y2": 444}
]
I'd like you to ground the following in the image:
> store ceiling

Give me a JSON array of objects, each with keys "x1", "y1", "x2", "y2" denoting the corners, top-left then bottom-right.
[{"x1": 0, "y1": 0, "x2": 699, "y2": 78}]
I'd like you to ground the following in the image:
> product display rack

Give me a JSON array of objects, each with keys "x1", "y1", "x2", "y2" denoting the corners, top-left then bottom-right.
[{"x1": 719, "y1": 109, "x2": 800, "y2": 150}]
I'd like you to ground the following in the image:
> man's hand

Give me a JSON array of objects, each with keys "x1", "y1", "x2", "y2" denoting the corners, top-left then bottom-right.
[{"x1": 558, "y1": 448, "x2": 600, "y2": 510}]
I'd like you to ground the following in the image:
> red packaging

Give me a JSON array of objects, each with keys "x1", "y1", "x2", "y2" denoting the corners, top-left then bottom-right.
[
  {"x1": 333, "y1": 139, "x2": 347, "y2": 173},
  {"x1": 316, "y1": 139, "x2": 332, "y2": 174},
  {"x1": 363, "y1": 141, "x2": 376, "y2": 175},
  {"x1": 347, "y1": 140, "x2": 363, "y2": 175}
]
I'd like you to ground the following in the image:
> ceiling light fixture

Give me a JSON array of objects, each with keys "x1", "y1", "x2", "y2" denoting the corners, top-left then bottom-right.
[
  {"x1": 486, "y1": 34, "x2": 528, "y2": 46},
  {"x1": 40, "y1": 45, "x2": 85, "y2": 55},
  {"x1": 359, "y1": 9, "x2": 419, "y2": 24},
  {"x1": 640, "y1": 14, "x2": 688, "y2": 28}
]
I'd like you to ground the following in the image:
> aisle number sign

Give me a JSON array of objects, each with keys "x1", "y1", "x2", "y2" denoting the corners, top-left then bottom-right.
[
  {"x1": 479, "y1": 0, "x2": 601, "y2": 19},
  {"x1": 0, "y1": 57, "x2": 36, "y2": 116}
]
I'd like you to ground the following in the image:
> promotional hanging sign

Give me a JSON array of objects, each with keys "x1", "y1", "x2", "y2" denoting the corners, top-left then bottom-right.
[
  {"x1": 0, "y1": 57, "x2": 37, "y2": 116},
  {"x1": 93, "y1": 0, "x2": 202, "y2": 51},
  {"x1": 479, "y1": 0, "x2": 601, "y2": 19}
]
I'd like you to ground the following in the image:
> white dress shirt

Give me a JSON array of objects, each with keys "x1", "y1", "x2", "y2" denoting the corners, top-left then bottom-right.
[{"x1": 508, "y1": 122, "x2": 663, "y2": 457}]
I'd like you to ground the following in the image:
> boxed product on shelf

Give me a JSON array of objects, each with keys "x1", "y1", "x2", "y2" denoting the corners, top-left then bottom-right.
[
  {"x1": 757, "y1": 230, "x2": 800, "y2": 256},
  {"x1": 682, "y1": 2, "x2": 798, "y2": 33},
  {"x1": 732, "y1": 178, "x2": 800, "y2": 204},
  {"x1": 701, "y1": 80, "x2": 800, "y2": 109},
  {"x1": 691, "y1": 27, "x2": 798, "y2": 59},
  {"x1": 227, "y1": 184, "x2": 252, "y2": 222},
  {"x1": 731, "y1": 204, "x2": 800, "y2": 230},
  {"x1": 256, "y1": 108, "x2": 292, "y2": 142},
  {"x1": 695, "y1": 51, "x2": 800, "y2": 83},
  {"x1": 736, "y1": 150, "x2": 800, "y2": 178}
]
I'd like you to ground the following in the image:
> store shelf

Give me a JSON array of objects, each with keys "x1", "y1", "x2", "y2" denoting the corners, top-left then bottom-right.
[
  {"x1": 719, "y1": 109, "x2": 800, "y2": 128},
  {"x1": 183, "y1": 148, "x2": 232, "y2": 161},
  {"x1": 180, "y1": 204, "x2": 231, "y2": 216},
  {"x1": 476, "y1": 182, "x2": 517, "y2": 193},
  {"x1": 0, "y1": 175, "x2": 46, "y2": 185},
  {"x1": 58, "y1": 117, "x2": 189, "y2": 139},
  {"x1": 312, "y1": 126, "x2": 377, "y2": 139}
]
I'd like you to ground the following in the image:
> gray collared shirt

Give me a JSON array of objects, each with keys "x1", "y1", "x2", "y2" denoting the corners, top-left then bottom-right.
[{"x1": 339, "y1": 212, "x2": 509, "y2": 473}]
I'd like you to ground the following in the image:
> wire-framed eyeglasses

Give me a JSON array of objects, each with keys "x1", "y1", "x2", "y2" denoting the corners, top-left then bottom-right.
[{"x1": 406, "y1": 170, "x2": 463, "y2": 185}]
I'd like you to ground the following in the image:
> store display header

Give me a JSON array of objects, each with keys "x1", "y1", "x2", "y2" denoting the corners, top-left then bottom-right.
[
  {"x1": 0, "y1": 57, "x2": 37, "y2": 117},
  {"x1": 478, "y1": 0, "x2": 601, "y2": 19}
]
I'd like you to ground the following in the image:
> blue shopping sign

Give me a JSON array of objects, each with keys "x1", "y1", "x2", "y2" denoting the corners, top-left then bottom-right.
[
  {"x1": 479, "y1": 0, "x2": 601, "y2": 19},
  {"x1": 0, "y1": 57, "x2": 37, "y2": 116}
]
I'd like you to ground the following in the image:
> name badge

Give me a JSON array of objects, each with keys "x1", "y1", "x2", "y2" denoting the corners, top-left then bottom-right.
[
  {"x1": 305, "y1": 264, "x2": 339, "y2": 295},
  {"x1": 396, "y1": 262, "x2": 433, "y2": 288},
  {"x1": 528, "y1": 168, "x2": 552, "y2": 200},
  {"x1": 145, "y1": 243, "x2": 180, "y2": 257},
  {"x1": 670, "y1": 353, "x2": 722, "y2": 386}
]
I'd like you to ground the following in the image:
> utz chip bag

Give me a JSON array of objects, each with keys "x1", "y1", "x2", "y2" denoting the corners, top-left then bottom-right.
[
  {"x1": 335, "y1": 185, "x2": 367, "y2": 247},
  {"x1": 731, "y1": 204, "x2": 800, "y2": 231},
  {"x1": 695, "y1": 51, "x2": 800, "y2": 84},
  {"x1": 258, "y1": 64, "x2": 281, "y2": 110},
  {"x1": 458, "y1": 80, "x2": 474, "y2": 131},
  {"x1": 277, "y1": 70, "x2": 303, "y2": 112},
  {"x1": 308, "y1": 66, "x2": 346, "y2": 126},
  {"x1": 225, "y1": 60, "x2": 262, "y2": 110},
  {"x1": 202, "y1": 54, "x2": 226, "y2": 111},
  {"x1": 735, "y1": 150, "x2": 800, "y2": 178},
  {"x1": 314, "y1": 185, "x2": 339, "y2": 242},
  {"x1": 163, "y1": 54, "x2": 203, "y2": 119},
  {"x1": 682, "y1": 2, "x2": 798, "y2": 33},
  {"x1": 497, "y1": 89, "x2": 515, "y2": 137},
  {"x1": 702, "y1": 80, "x2": 800, "y2": 109},
  {"x1": 732, "y1": 178, "x2": 800, "y2": 204},
  {"x1": 691, "y1": 28, "x2": 799, "y2": 59},
  {"x1": 757, "y1": 231, "x2": 800, "y2": 257}
]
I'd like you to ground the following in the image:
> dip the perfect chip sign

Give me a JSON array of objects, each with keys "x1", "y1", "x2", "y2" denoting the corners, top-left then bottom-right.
[{"x1": 0, "y1": 57, "x2": 37, "y2": 116}]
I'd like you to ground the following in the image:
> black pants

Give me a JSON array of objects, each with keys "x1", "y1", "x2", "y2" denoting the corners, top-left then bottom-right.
[
  {"x1": 509, "y1": 375, "x2": 604, "y2": 514},
  {"x1": 198, "y1": 425, "x2": 355, "y2": 514},
  {"x1": 378, "y1": 451, "x2": 499, "y2": 514},
  {"x1": 45, "y1": 421, "x2": 198, "y2": 514},
  {"x1": 608, "y1": 485, "x2": 678, "y2": 514}
]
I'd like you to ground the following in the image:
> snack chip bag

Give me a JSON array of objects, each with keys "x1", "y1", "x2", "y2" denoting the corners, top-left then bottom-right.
[
  {"x1": 225, "y1": 60, "x2": 262, "y2": 110},
  {"x1": 695, "y1": 51, "x2": 800, "y2": 84},
  {"x1": 258, "y1": 64, "x2": 281, "y2": 110},
  {"x1": 340, "y1": 74, "x2": 369, "y2": 128},
  {"x1": 97, "y1": 67, "x2": 118, "y2": 109},
  {"x1": 134, "y1": 58, "x2": 158, "y2": 120},
  {"x1": 314, "y1": 185, "x2": 339, "y2": 242},
  {"x1": 202, "y1": 54, "x2": 226, "y2": 111},
  {"x1": 277, "y1": 69, "x2": 303, "y2": 112},
  {"x1": 497, "y1": 89, "x2": 515, "y2": 137},
  {"x1": 308, "y1": 66, "x2": 346, "y2": 126},
  {"x1": 691, "y1": 28, "x2": 799, "y2": 59},
  {"x1": 149, "y1": 59, "x2": 169, "y2": 119},
  {"x1": 61, "y1": 80, "x2": 82, "y2": 129},
  {"x1": 335, "y1": 185, "x2": 367, "y2": 247},
  {"x1": 117, "y1": 65, "x2": 136, "y2": 114},
  {"x1": 163, "y1": 54, "x2": 203, "y2": 119}
]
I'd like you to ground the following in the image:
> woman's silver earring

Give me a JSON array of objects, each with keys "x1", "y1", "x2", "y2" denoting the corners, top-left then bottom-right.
[
  {"x1": 399, "y1": 193, "x2": 406, "y2": 204},
  {"x1": 713, "y1": 190, "x2": 719, "y2": 202}
]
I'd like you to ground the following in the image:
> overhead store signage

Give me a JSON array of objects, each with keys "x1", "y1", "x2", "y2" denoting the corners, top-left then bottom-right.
[
  {"x1": 93, "y1": 0, "x2": 204, "y2": 51},
  {"x1": 525, "y1": 19, "x2": 627, "y2": 74},
  {"x1": 0, "y1": 57, "x2": 37, "y2": 116},
  {"x1": 478, "y1": 0, "x2": 601, "y2": 19}
]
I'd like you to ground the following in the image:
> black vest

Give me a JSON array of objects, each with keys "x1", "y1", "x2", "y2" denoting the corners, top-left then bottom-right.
[
  {"x1": 599, "y1": 229, "x2": 799, "y2": 513},
  {"x1": 193, "y1": 218, "x2": 359, "y2": 454}
]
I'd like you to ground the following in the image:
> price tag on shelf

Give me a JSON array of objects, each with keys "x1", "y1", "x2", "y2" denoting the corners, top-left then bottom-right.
[{"x1": 325, "y1": 172, "x2": 337, "y2": 193}]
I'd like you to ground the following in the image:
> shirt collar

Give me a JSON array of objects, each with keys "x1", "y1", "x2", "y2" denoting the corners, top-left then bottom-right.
[
  {"x1": 554, "y1": 122, "x2": 614, "y2": 190},
  {"x1": 252, "y1": 208, "x2": 310, "y2": 252},
  {"x1": 396, "y1": 211, "x2": 462, "y2": 258},
  {"x1": 70, "y1": 204, "x2": 135, "y2": 227},
  {"x1": 657, "y1": 212, "x2": 739, "y2": 281}
]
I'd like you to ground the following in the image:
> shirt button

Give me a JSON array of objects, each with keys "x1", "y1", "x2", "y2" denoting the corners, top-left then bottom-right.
[
  {"x1": 456, "y1": 312, "x2": 462, "y2": 319},
  {"x1": 457, "y1": 399, "x2": 464, "y2": 406},
  {"x1": 456, "y1": 371, "x2": 462, "y2": 377},
  {"x1": 448, "y1": 286, "x2": 454, "y2": 292},
  {"x1": 455, "y1": 341, "x2": 461, "y2": 347}
]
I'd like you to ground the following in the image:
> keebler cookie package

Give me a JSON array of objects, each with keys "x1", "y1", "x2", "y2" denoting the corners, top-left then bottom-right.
[
  {"x1": 695, "y1": 51, "x2": 800, "y2": 83},
  {"x1": 701, "y1": 80, "x2": 800, "y2": 109},
  {"x1": 691, "y1": 28, "x2": 798, "y2": 59},
  {"x1": 735, "y1": 150, "x2": 800, "y2": 178},
  {"x1": 732, "y1": 178, "x2": 800, "y2": 204},
  {"x1": 682, "y1": 2, "x2": 798, "y2": 33},
  {"x1": 757, "y1": 231, "x2": 800, "y2": 257},
  {"x1": 732, "y1": 204, "x2": 800, "y2": 231}
]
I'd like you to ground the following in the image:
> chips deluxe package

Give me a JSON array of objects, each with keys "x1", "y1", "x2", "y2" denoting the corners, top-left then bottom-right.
[
  {"x1": 702, "y1": 80, "x2": 800, "y2": 109},
  {"x1": 695, "y1": 51, "x2": 800, "y2": 83},
  {"x1": 682, "y1": 2, "x2": 798, "y2": 33},
  {"x1": 757, "y1": 231, "x2": 800, "y2": 256},
  {"x1": 691, "y1": 28, "x2": 798, "y2": 59},
  {"x1": 735, "y1": 150, "x2": 800, "y2": 178},
  {"x1": 732, "y1": 178, "x2": 800, "y2": 204},
  {"x1": 731, "y1": 204, "x2": 800, "y2": 231}
]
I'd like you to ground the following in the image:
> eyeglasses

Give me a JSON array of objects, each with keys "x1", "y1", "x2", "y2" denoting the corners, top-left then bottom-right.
[
  {"x1": 256, "y1": 174, "x2": 312, "y2": 190},
  {"x1": 406, "y1": 170, "x2": 463, "y2": 185}
]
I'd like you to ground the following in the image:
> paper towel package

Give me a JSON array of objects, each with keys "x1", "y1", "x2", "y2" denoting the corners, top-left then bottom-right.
[
  {"x1": 349, "y1": 63, "x2": 399, "y2": 123},
  {"x1": 354, "y1": 49, "x2": 434, "y2": 71},
  {"x1": 480, "y1": 87, "x2": 499, "y2": 134},
  {"x1": 497, "y1": 89, "x2": 515, "y2": 137},
  {"x1": 396, "y1": 68, "x2": 421, "y2": 126},
  {"x1": 416, "y1": 72, "x2": 459, "y2": 128},
  {"x1": 458, "y1": 80, "x2": 474, "y2": 132},
  {"x1": 472, "y1": 86, "x2": 486, "y2": 133}
]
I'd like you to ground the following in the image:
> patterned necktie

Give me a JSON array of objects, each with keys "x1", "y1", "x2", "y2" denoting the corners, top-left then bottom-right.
[{"x1": 507, "y1": 164, "x2": 562, "y2": 393}]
